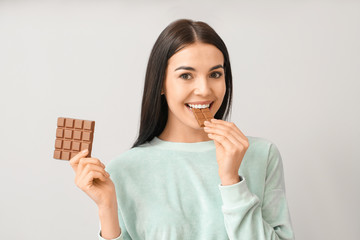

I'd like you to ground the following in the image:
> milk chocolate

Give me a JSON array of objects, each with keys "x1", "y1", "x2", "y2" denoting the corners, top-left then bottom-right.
[
  {"x1": 53, "y1": 117, "x2": 95, "y2": 160},
  {"x1": 192, "y1": 108, "x2": 213, "y2": 127}
]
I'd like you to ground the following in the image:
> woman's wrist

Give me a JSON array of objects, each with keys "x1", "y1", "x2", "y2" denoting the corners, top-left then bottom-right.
[
  {"x1": 97, "y1": 190, "x2": 118, "y2": 210},
  {"x1": 98, "y1": 203, "x2": 121, "y2": 239},
  {"x1": 98, "y1": 197, "x2": 118, "y2": 212},
  {"x1": 220, "y1": 175, "x2": 241, "y2": 186},
  {"x1": 98, "y1": 202, "x2": 117, "y2": 214}
]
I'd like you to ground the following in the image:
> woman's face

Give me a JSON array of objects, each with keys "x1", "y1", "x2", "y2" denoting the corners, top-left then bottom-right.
[{"x1": 162, "y1": 42, "x2": 226, "y2": 135}]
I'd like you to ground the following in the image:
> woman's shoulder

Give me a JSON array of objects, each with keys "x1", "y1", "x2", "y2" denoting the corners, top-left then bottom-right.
[
  {"x1": 246, "y1": 135, "x2": 284, "y2": 168},
  {"x1": 246, "y1": 135, "x2": 283, "y2": 163},
  {"x1": 247, "y1": 135, "x2": 278, "y2": 150},
  {"x1": 105, "y1": 141, "x2": 154, "y2": 171}
]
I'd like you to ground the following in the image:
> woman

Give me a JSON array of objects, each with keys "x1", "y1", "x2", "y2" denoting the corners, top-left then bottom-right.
[{"x1": 70, "y1": 19, "x2": 295, "y2": 240}]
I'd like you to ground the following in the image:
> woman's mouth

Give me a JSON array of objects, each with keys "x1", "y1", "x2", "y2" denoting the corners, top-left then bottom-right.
[{"x1": 185, "y1": 101, "x2": 214, "y2": 113}]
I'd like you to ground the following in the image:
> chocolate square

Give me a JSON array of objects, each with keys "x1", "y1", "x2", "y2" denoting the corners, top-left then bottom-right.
[{"x1": 192, "y1": 108, "x2": 213, "y2": 127}]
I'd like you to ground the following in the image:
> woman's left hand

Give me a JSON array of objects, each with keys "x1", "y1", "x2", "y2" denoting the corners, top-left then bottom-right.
[{"x1": 204, "y1": 119, "x2": 249, "y2": 185}]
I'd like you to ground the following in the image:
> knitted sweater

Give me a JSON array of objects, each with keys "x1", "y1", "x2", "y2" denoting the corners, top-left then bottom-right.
[{"x1": 98, "y1": 136, "x2": 295, "y2": 240}]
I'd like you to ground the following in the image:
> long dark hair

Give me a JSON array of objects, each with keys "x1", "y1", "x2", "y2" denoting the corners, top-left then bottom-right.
[{"x1": 131, "y1": 19, "x2": 233, "y2": 148}]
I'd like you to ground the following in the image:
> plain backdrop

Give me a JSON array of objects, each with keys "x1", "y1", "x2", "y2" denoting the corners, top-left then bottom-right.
[{"x1": 1, "y1": 0, "x2": 359, "y2": 239}]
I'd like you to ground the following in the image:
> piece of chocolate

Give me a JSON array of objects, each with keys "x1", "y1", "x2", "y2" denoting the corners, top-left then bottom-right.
[
  {"x1": 192, "y1": 108, "x2": 213, "y2": 127},
  {"x1": 53, "y1": 117, "x2": 95, "y2": 160}
]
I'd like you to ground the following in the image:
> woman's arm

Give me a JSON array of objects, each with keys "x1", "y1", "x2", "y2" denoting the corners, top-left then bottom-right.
[
  {"x1": 68, "y1": 150, "x2": 124, "y2": 240},
  {"x1": 218, "y1": 143, "x2": 295, "y2": 240},
  {"x1": 204, "y1": 119, "x2": 294, "y2": 239},
  {"x1": 98, "y1": 202, "x2": 122, "y2": 239}
]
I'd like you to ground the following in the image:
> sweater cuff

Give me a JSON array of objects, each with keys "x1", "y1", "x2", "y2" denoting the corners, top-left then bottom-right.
[
  {"x1": 98, "y1": 230, "x2": 124, "y2": 240},
  {"x1": 218, "y1": 176, "x2": 255, "y2": 209}
]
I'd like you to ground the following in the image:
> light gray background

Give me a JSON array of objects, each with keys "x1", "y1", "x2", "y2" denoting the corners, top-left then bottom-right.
[{"x1": 1, "y1": 0, "x2": 359, "y2": 239}]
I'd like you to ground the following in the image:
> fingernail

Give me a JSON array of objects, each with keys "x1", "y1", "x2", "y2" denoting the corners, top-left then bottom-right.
[
  {"x1": 204, "y1": 127, "x2": 209, "y2": 130},
  {"x1": 81, "y1": 149, "x2": 88, "y2": 154},
  {"x1": 106, "y1": 172, "x2": 110, "y2": 177},
  {"x1": 204, "y1": 121, "x2": 210, "y2": 125}
]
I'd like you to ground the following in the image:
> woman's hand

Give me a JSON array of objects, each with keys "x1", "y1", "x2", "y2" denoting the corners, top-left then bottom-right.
[
  {"x1": 69, "y1": 149, "x2": 117, "y2": 209},
  {"x1": 204, "y1": 119, "x2": 249, "y2": 185}
]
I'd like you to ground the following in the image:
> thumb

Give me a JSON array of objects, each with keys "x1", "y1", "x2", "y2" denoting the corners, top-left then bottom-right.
[{"x1": 69, "y1": 149, "x2": 89, "y2": 171}]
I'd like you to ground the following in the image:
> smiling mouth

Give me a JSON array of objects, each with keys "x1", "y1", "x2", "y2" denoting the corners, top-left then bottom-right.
[{"x1": 185, "y1": 102, "x2": 214, "y2": 111}]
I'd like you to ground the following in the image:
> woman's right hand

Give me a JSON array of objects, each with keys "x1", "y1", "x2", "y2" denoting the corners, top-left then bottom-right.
[{"x1": 69, "y1": 149, "x2": 117, "y2": 208}]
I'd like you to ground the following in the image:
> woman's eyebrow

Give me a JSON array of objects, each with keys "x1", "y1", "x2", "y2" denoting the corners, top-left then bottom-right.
[{"x1": 174, "y1": 64, "x2": 224, "y2": 72}]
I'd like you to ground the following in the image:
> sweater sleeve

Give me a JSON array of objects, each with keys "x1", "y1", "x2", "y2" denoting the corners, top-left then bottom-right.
[
  {"x1": 98, "y1": 230, "x2": 125, "y2": 240},
  {"x1": 218, "y1": 143, "x2": 295, "y2": 240}
]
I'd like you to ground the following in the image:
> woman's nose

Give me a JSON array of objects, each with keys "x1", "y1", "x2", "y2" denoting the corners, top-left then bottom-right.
[{"x1": 194, "y1": 78, "x2": 212, "y2": 96}]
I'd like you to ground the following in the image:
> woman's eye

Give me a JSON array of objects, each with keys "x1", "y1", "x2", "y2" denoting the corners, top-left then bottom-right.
[
  {"x1": 180, "y1": 73, "x2": 192, "y2": 80},
  {"x1": 210, "y1": 71, "x2": 223, "y2": 78}
]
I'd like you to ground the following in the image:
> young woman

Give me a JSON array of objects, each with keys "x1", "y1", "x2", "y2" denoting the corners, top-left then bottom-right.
[{"x1": 70, "y1": 19, "x2": 295, "y2": 240}]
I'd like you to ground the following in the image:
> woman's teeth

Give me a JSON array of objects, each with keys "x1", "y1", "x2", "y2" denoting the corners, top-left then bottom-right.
[{"x1": 187, "y1": 103, "x2": 211, "y2": 109}]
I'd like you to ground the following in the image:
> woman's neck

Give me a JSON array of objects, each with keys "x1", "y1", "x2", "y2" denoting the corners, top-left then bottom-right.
[{"x1": 158, "y1": 121, "x2": 211, "y2": 143}]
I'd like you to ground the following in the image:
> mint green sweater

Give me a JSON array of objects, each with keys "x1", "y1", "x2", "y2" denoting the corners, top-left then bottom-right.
[{"x1": 98, "y1": 136, "x2": 295, "y2": 240}]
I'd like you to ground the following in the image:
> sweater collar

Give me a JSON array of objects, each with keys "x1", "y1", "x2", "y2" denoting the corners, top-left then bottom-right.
[{"x1": 149, "y1": 136, "x2": 215, "y2": 152}]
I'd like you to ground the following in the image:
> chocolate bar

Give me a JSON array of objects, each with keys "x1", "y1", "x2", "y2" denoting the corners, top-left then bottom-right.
[
  {"x1": 53, "y1": 117, "x2": 95, "y2": 160},
  {"x1": 192, "y1": 108, "x2": 213, "y2": 127}
]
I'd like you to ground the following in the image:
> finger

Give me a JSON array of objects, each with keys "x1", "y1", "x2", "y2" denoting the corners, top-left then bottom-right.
[
  {"x1": 76, "y1": 157, "x2": 105, "y2": 176},
  {"x1": 204, "y1": 126, "x2": 240, "y2": 147},
  {"x1": 69, "y1": 149, "x2": 89, "y2": 172},
  {"x1": 210, "y1": 119, "x2": 247, "y2": 139},
  {"x1": 80, "y1": 163, "x2": 107, "y2": 175},
  {"x1": 78, "y1": 157, "x2": 105, "y2": 169},
  {"x1": 80, "y1": 170, "x2": 108, "y2": 188},
  {"x1": 208, "y1": 132, "x2": 235, "y2": 152},
  {"x1": 204, "y1": 121, "x2": 246, "y2": 146},
  {"x1": 77, "y1": 164, "x2": 109, "y2": 185},
  {"x1": 207, "y1": 119, "x2": 248, "y2": 146}
]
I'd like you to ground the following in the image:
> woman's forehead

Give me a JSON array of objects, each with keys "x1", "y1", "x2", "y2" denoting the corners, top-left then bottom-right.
[{"x1": 168, "y1": 43, "x2": 224, "y2": 71}]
